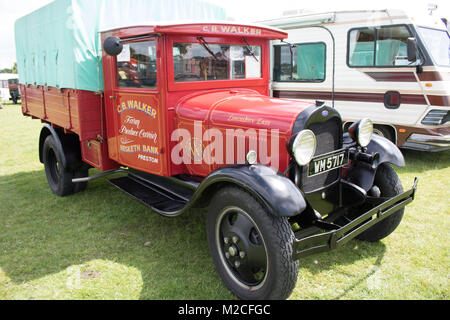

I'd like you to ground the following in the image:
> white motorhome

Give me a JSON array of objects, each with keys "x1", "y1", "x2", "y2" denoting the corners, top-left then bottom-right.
[
  {"x1": 262, "y1": 9, "x2": 450, "y2": 151},
  {"x1": 0, "y1": 73, "x2": 18, "y2": 102}
]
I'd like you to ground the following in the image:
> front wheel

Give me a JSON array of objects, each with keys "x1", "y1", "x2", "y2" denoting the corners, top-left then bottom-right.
[
  {"x1": 346, "y1": 164, "x2": 404, "y2": 242},
  {"x1": 206, "y1": 187, "x2": 298, "y2": 300}
]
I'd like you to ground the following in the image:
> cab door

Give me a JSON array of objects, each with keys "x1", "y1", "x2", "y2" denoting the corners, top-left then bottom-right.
[{"x1": 110, "y1": 37, "x2": 168, "y2": 176}]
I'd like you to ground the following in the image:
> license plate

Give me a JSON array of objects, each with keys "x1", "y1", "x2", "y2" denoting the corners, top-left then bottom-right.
[{"x1": 308, "y1": 149, "x2": 349, "y2": 177}]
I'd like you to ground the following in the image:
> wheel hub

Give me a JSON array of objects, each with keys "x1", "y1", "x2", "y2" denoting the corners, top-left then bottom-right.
[
  {"x1": 228, "y1": 245, "x2": 238, "y2": 257},
  {"x1": 217, "y1": 207, "x2": 268, "y2": 287}
]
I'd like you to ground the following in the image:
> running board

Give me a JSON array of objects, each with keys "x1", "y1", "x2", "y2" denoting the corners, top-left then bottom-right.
[{"x1": 108, "y1": 176, "x2": 189, "y2": 216}]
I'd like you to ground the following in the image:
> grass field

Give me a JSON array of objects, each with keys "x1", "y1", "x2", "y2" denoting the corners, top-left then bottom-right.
[{"x1": 0, "y1": 101, "x2": 449, "y2": 300}]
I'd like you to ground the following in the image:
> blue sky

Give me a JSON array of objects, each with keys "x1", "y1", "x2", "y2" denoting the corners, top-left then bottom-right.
[{"x1": 0, "y1": 0, "x2": 448, "y2": 69}]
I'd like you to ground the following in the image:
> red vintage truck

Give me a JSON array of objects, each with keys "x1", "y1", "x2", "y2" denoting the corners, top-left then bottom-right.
[
  {"x1": 7, "y1": 78, "x2": 20, "y2": 104},
  {"x1": 17, "y1": 21, "x2": 418, "y2": 300}
]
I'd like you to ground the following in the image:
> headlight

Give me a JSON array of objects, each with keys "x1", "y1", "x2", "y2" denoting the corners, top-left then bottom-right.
[
  {"x1": 291, "y1": 130, "x2": 317, "y2": 166},
  {"x1": 349, "y1": 118, "x2": 373, "y2": 147}
]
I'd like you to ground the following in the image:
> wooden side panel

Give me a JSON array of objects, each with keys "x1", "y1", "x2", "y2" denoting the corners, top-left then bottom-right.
[
  {"x1": 44, "y1": 87, "x2": 71, "y2": 130},
  {"x1": 20, "y1": 85, "x2": 119, "y2": 172},
  {"x1": 20, "y1": 84, "x2": 28, "y2": 114},
  {"x1": 23, "y1": 85, "x2": 45, "y2": 119}
]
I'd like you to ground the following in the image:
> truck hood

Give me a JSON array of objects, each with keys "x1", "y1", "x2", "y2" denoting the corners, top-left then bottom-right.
[{"x1": 175, "y1": 89, "x2": 314, "y2": 135}]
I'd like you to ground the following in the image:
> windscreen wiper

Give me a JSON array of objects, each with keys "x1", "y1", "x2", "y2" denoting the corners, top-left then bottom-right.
[
  {"x1": 242, "y1": 37, "x2": 259, "y2": 62},
  {"x1": 198, "y1": 37, "x2": 218, "y2": 60}
]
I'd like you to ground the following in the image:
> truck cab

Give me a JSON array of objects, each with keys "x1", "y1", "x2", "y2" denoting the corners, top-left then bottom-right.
[
  {"x1": 19, "y1": 21, "x2": 418, "y2": 300},
  {"x1": 100, "y1": 23, "x2": 284, "y2": 178}
]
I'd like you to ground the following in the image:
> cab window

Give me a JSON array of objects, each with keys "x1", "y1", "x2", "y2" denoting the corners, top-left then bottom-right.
[
  {"x1": 274, "y1": 42, "x2": 326, "y2": 82},
  {"x1": 173, "y1": 42, "x2": 262, "y2": 82},
  {"x1": 348, "y1": 25, "x2": 421, "y2": 67},
  {"x1": 117, "y1": 40, "x2": 157, "y2": 88}
]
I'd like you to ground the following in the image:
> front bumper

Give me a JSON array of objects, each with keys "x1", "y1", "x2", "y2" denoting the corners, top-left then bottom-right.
[
  {"x1": 402, "y1": 133, "x2": 450, "y2": 152},
  {"x1": 292, "y1": 178, "x2": 418, "y2": 260}
]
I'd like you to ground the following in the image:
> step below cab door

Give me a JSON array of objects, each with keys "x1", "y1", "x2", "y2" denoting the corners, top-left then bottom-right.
[{"x1": 105, "y1": 37, "x2": 169, "y2": 176}]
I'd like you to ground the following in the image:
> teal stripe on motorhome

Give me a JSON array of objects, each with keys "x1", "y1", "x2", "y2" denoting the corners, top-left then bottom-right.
[{"x1": 15, "y1": 0, "x2": 227, "y2": 92}]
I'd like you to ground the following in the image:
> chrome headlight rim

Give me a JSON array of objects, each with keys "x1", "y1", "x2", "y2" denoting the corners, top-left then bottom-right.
[
  {"x1": 349, "y1": 118, "x2": 374, "y2": 148},
  {"x1": 292, "y1": 129, "x2": 317, "y2": 166},
  {"x1": 357, "y1": 118, "x2": 374, "y2": 147}
]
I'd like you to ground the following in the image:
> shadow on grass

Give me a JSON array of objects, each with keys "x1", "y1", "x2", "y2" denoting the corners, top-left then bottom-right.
[
  {"x1": 0, "y1": 169, "x2": 232, "y2": 299},
  {"x1": 298, "y1": 239, "x2": 386, "y2": 299},
  {"x1": 400, "y1": 149, "x2": 450, "y2": 173},
  {"x1": 1, "y1": 169, "x2": 392, "y2": 300}
]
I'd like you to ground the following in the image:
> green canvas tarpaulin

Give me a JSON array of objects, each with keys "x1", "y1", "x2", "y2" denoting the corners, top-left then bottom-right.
[{"x1": 15, "y1": 0, "x2": 227, "y2": 92}]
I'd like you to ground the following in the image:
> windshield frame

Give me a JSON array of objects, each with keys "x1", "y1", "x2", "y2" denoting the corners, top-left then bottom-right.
[
  {"x1": 416, "y1": 26, "x2": 450, "y2": 68},
  {"x1": 167, "y1": 35, "x2": 267, "y2": 92}
]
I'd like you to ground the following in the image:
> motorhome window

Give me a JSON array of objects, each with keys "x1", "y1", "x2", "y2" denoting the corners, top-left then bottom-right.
[
  {"x1": 274, "y1": 43, "x2": 326, "y2": 82},
  {"x1": 375, "y1": 26, "x2": 418, "y2": 66},
  {"x1": 117, "y1": 40, "x2": 157, "y2": 89},
  {"x1": 348, "y1": 28, "x2": 375, "y2": 66},
  {"x1": 348, "y1": 26, "x2": 420, "y2": 67},
  {"x1": 173, "y1": 43, "x2": 262, "y2": 82},
  {"x1": 1, "y1": 80, "x2": 8, "y2": 88},
  {"x1": 417, "y1": 27, "x2": 450, "y2": 67}
]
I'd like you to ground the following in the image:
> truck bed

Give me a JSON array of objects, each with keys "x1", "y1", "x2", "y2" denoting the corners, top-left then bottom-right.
[{"x1": 21, "y1": 84, "x2": 118, "y2": 171}]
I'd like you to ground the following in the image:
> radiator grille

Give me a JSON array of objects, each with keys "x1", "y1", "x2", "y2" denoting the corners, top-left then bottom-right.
[{"x1": 301, "y1": 118, "x2": 341, "y2": 193}]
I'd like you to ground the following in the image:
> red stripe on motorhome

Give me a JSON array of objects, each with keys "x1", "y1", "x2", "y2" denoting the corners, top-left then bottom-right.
[
  {"x1": 364, "y1": 71, "x2": 450, "y2": 82},
  {"x1": 364, "y1": 72, "x2": 416, "y2": 82},
  {"x1": 273, "y1": 90, "x2": 449, "y2": 106}
]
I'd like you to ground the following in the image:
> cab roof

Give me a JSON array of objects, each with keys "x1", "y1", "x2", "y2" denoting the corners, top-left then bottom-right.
[{"x1": 101, "y1": 21, "x2": 288, "y2": 40}]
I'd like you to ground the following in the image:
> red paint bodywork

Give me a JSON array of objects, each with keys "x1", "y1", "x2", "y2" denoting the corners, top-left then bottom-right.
[
  {"x1": 8, "y1": 81, "x2": 19, "y2": 92},
  {"x1": 21, "y1": 23, "x2": 315, "y2": 177}
]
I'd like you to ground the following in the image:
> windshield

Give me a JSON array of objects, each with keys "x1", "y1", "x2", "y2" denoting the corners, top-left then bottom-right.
[
  {"x1": 173, "y1": 42, "x2": 262, "y2": 82},
  {"x1": 418, "y1": 27, "x2": 450, "y2": 67}
]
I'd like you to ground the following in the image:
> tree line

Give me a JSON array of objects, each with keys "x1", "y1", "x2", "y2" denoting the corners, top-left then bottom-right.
[{"x1": 0, "y1": 62, "x2": 17, "y2": 74}]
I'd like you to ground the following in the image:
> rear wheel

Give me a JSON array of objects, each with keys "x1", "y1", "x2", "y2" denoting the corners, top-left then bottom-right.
[
  {"x1": 11, "y1": 92, "x2": 18, "y2": 104},
  {"x1": 43, "y1": 135, "x2": 74, "y2": 197},
  {"x1": 206, "y1": 187, "x2": 298, "y2": 300},
  {"x1": 73, "y1": 165, "x2": 89, "y2": 193},
  {"x1": 42, "y1": 135, "x2": 88, "y2": 196}
]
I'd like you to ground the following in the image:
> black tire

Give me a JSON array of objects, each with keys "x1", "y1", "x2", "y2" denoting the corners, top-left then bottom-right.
[
  {"x1": 206, "y1": 187, "x2": 298, "y2": 300},
  {"x1": 42, "y1": 135, "x2": 75, "y2": 197},
  {"x1": 11, "y1": 92, "x2": 18, "y2": 105},
  {"x1": 348, "y1": 164, "x2": 404, "y2": 242},
  {"x1": 373, "y1": 125, "x2": 395, "y2": 144},
  {"x1": 72, "y1": 165, "x2": 89, "y2": 193}
]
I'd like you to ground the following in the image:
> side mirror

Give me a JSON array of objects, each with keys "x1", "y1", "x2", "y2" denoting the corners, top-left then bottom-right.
[
  {"x1": 103, "y1": 36, "x2": 123, "y2": 56},
  {"x1": 407, "y1": 37, "x2": 418, "y2": 63}
]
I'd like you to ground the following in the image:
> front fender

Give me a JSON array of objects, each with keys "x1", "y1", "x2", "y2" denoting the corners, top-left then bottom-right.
[
  {"x1": 345, "y1": 135, "x2": 405, "y2": 191},
  {"x1": 196, "y1": 165, "x2": 307, "y2": 217},
  {"x1": 367, "y1": 134, "x2": 405, "y2": 167}
]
